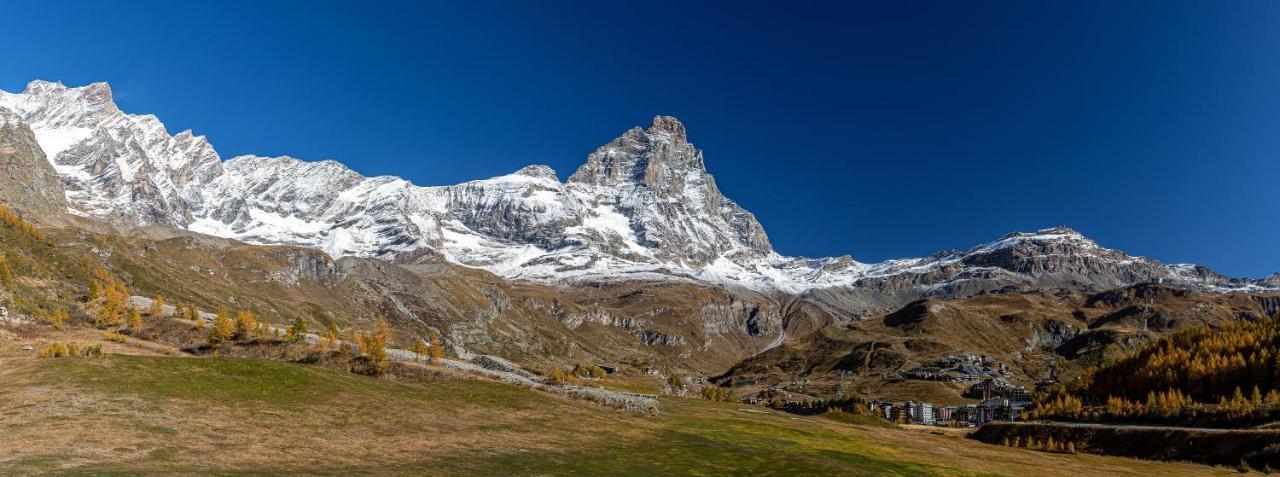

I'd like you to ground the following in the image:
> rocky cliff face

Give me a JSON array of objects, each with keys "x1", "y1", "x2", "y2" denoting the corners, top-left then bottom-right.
[
  {"x1": 0, "y1": 106, "x2": 65, "y2": 216},
  {"x1": 566, "y1": 116, "x2": 772, "y2": 266},
  {"x1": 0, "y1": 80, "x2": 219, "y2": 225},
  {"x1": 0, "y1": 80, "x2": 1273, "y2": 299}
]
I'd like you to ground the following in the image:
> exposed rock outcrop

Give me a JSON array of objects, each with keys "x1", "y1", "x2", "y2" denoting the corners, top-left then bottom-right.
[{"x1": 0, "y1": 106, "x2": 65, "y2": 217}]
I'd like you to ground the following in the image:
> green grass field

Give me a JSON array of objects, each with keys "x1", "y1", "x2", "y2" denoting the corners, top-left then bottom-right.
[{"x1": 0, "y1": 355, "x2": 1232, "y2": 476}]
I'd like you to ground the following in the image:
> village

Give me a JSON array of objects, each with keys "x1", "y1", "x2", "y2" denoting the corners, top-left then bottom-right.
[
  {"x1": 892, "y1": 354, "x2": 1032, "y2": 426},
  {"x1": 741, "y1": 353, "x2": 1033, "y2": 427}
]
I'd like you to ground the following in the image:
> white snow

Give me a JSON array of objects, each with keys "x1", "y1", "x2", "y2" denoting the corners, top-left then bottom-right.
[
  {"x1": 30, "y1": 126, "x2": 93, "y2": 159},
  {"x1": 0, "y1": 81, "x2": 1272, "y2": 295}
]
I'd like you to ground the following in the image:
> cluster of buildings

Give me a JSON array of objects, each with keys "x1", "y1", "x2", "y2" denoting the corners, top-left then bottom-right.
[
  {"x1": 866, "y1": 377, "x2": 1031, "y2": 427},
  {"x1": 869, "y1": 396, "x2": 1029, "y2": 427},
  {"x1": 902, "y1": 353, "x2": 1010, "y2": 382},
  {"x1": 964, "y1": 376, "x2": 1028, "y2": 401}
]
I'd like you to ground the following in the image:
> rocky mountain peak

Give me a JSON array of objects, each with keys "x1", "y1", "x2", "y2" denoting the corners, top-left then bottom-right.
[
  {"x1": 0, "y1": 79, "x2": 1272, "y2": 296},
  {"x1": 647, "y1": 115, "x2": 687, "y2": 142},
  {"x1": 1265, "y1": 273, "x2": 1280, "y2": 287},
  {"x1": 19, "y1": 80, "x2": 116, "y2": 113},
  {"x1": 561, "y1": 116, "x2": 773, "y2": 266},
  {"x1": 513, "y1": 164, "x2": 559, "y2": 181},
  {"x1": 567, "y1": 115, "x2": 699, "y2": 189},
  {"x1": 22, "y1": 79, "x2": 66, "y2": 94}
]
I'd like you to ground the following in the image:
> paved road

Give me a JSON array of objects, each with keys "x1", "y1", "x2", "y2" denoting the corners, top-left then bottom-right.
[{"x1": 1002, "y1": 420, "x2": 1271, "y2": 433}]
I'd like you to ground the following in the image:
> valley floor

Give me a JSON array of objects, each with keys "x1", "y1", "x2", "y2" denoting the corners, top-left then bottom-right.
[{"x1": 0, "y1": 341, "x2": 1232, "y2": 476}]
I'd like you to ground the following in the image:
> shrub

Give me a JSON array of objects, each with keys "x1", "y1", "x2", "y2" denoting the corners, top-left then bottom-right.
[
  {"x1": 38, "y1": 339, "x2": 103, "y2": 358},
  {"x1": 542, "y1": 367, "x2": 577, "y2": 385},
  {"x1": 38, "y1": 341, "x2": 70, "y2": 358},
  {"x1": 46, "y1": 309, "x2": 68, "y2": 330},
  {"x1": 668, "y1": 374, "x2": 685, "y2": 389},
  {"x1": 701, "y1": 386, "x2": 733, "y2": 402},
  {"x1": 104, "y1": 330, "x2": 128, "y2": 343},
  {"x1": 571, "y1": 363, "x2": 606, "y2": 379}
]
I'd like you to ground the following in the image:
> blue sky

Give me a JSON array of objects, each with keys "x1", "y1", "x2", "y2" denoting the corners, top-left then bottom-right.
[{"x1": 2, "y1": 1, "x2": 1277, "y2": 277}]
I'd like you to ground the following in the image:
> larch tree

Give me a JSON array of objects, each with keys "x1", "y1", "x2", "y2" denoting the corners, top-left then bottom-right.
[
  {"x1": 209, "y1": 308, "x2": 235, "y2": 345},
  {"x1": 409, "y1": 338, "x2": 429, "y2": 361},
  {"x1": 429, "y1": 331, "x2": 444, "y2": 362},
  {"x1": 0, "y1": 253, "x2": 14, "y2": 289},
  {"x1": 286, "y1": 317, "x2": 308, "y2": 341},
  {"x1": 357, "y1": 319, "x2": 391, "y2": 374},
  {"x1": 128, "y1": 307, "x2": 143, "y2": 332},
  {"x1": 147, "y1": 296, "x2": 166, "y2": 316},
  {"x1": 235, "y1": 310, "x2": 256, "y2": 339}
]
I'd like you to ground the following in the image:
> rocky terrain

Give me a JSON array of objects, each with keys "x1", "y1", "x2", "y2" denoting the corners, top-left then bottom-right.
[
  {"x1": 2, "y1": 80, "x2": 1274, "y2": 300},
  {"x1": 1, "y1": 78, "x2": 1277, "y2": 387},
  {"x1": 717, "y1": 283, "x2": 1280, "y2": 402},
  {"x1": 0, "y1": 105, "x2": 64, "y2": 216}
]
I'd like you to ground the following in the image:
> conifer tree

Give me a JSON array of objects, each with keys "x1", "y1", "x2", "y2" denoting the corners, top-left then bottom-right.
[
  {"x1": 128, "y1": 307, "x2": 143, "y2": 332},
  {"x1": 429, "y1": 331, "x2": 444, "y2": 362},
  {"x1": 147, "y1": 296, "x2": 165, "y2": 316},
  {"x1": 357, "y1": 319, "x2": 391, "y2": 374},
  {"x1": 287, "y1": 317, "x2": 308, "y2": 341},
  {"x1": 209, "y1": 308, "x2": 235, "y2": 345},
  {"x1": 235, "y1": 310, "x2": 256, "y2": 339},
  {"x1": 409, "y1": 338, "x2": 429, "y2": 361},
  {"x1": 0, "y1": 253, "x2": 14, "y2": 289}
]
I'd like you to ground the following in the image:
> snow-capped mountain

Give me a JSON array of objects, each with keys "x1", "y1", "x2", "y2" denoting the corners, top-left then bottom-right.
[{"x1": 0, "y1": 80, "x2": 1272, "y2": 295}]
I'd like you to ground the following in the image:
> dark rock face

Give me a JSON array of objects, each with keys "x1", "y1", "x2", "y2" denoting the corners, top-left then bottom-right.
[{"x1": 0, "y1": 106, "x2": 65, "y2": 217}]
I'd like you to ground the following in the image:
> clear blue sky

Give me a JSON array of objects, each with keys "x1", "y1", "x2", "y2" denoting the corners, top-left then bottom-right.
[{"x1": 2, "y1": 1, "x2": 1277, "y2": 277}]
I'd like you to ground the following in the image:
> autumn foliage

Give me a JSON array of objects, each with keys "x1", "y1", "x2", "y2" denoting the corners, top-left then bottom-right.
[{"x1": 1033, "y1": 318, "x2": 1280, "y2": 426}]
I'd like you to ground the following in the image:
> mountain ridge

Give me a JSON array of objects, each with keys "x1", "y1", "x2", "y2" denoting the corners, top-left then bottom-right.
[{"x1": 0, "y1": 79, "x2": 1273, "y2": 296}]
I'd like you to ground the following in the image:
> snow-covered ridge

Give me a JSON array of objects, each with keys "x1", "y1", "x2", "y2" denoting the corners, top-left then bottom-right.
[{"x1": 0, "y1": 80, "x2": 1273, "y2": 294}]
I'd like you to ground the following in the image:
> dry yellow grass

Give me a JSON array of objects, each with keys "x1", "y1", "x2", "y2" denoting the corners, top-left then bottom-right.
[{"x1": 0, "y1": 343, "x2": 1234, "y2": 476}]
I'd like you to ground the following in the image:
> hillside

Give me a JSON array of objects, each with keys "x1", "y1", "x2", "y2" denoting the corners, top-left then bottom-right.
[
  {"x1": 0, "y1": 350, "x2": 1229, "y2": 476},
  {"x1": 717, "y1": 285, "x2": 1280, "y2": 403},
  {"x1": 1028, "y1": 314, "x2": 1280, "y2": 428}
]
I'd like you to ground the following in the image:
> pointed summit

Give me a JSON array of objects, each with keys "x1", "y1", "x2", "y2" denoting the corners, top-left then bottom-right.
[
  {"x1": 23, "y1": 80, "x2": 66, "y2": 94},
  {"x1": 647, "y1": 115, "x2": 687, "y2": 142},
  {"x1": 564, "y1": 115, "x2": 773, "y2": 265},
  {"x1": 567, "y1": 115, "x2": 703, "y2": 188}
]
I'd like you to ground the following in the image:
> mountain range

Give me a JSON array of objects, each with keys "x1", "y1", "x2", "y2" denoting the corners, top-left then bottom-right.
[{"x1": 1, "y1": 79, "x2": 1276, "y2": 302}]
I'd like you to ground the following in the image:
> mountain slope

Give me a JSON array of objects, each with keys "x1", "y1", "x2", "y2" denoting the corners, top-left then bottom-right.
[
  {"x1": 1, "y1": 80, "x2": 1273, "y2": 298},
  {"x1": 0, "y1": 105, "x2": 65, "y2": 216}
]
